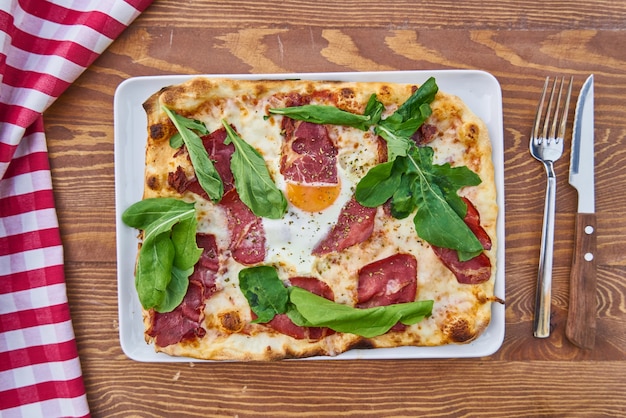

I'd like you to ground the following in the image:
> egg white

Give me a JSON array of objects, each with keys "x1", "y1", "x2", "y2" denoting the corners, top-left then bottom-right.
[{"x1": 262, "y1": 166, "x2": 354, "y2": 275}]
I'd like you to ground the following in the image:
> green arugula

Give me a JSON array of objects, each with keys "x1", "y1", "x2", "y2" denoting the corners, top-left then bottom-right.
[
  {"x1": 287, "y1": 287, "x2": 433, "y2": 338},
  {"x1": 122, "y1": 197, "x2": 202, "y2": 312},
  {"x1": 239, "y1": 265, "x2": 289, "y2": 323},
  {"x1": 222, "y1": 121, "x2": 288, "y2": 219},
  {"x1": 268, "y1": 104, "x2": 373, "y2": 130},
  {"x1": 356, "y1": 145, "x2": 484, "y2": 261},
  {"x1": 374, "y1": 77, "x2": 438, "y2": 159},
  {"x1": 162, "y1": 106, "x2": 224, "y2": 203},
  {"x1": 267, "y1": 77, "x2": 483, "y2": 260},
  {"x1": 238, "y1": 266, "x2": 433, "y2": 338}
]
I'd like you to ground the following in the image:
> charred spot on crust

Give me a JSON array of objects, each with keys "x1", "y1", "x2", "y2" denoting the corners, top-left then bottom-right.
[
  {"x1": 460, "y1": 122, "x2": 480, "y2": 143},
  {"x1": 341, "y1": 88, "x2": 355, "y2": 99},
  {"x1": 446, "y1": 318, "x2": 475, "y2": 343},
  {"x1": 149, "y1": 123, "x2": 165, "y2": 140},
  {"x1": 146, "y1": 175, "x2": 160, "y2": 190},
  {"x1": 377, "y1": 85, "x2": 392, "y2": 101},
  {"x1": 219, "y1": 311, "x2": 244, "y2": 333}
]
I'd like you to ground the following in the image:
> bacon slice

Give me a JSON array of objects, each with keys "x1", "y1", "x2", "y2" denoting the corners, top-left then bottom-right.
[
  {"x1": 264, "y1": 277, "x2": 335, "y2": 340},
  {"x1": 431, "y1": 198, "x2": 492, "y2": 284},
  {"x1": 220, "y1": 189, "x2": 266, "y2": 265},
  {"x1": 312, "y1": 197, "x2": 377, "y2": 255},
  {"x1": 280, "y1": 119, "x2": 338, "y2": 184},
  {"x1": 147, "y1": 233, "x2": 220, "y2": 347}
]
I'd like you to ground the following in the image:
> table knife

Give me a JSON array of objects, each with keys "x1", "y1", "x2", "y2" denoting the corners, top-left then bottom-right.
[{"x1": 565, "y1": 74, "x2": 597, "y2": 349}]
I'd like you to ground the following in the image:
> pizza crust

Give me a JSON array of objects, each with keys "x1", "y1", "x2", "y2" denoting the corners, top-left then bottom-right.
[{"x1": 134, "y1": 77, "x2": 499, "y2": 361}]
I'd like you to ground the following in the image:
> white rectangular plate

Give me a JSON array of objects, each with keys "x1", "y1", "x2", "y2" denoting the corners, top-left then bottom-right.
[{"x1": 114, "y1": 70, "x2": 505, "y2": 362}]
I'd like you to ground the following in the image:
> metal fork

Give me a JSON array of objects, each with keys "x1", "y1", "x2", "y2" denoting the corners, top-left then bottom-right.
[{"x1": 530, "y1": 76, "x2": 573, "y2": 338}]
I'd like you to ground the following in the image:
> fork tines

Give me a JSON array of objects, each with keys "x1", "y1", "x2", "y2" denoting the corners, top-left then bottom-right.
[{"x1": 532, "y1": 76, "x2": 574, "y2": 146}]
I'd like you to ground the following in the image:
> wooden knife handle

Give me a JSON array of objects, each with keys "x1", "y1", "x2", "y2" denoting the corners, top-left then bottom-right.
[{"x1": 565, "y1": 212, "x2": 597, "y2": 349}]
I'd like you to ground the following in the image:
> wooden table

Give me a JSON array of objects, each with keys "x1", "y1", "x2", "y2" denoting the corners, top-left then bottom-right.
[{"x1": 43, "y1": 0, "x2": 626, "y2": 416}]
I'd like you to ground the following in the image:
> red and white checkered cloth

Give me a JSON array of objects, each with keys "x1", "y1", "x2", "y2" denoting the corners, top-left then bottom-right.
[{"x1": 1, "y1": 1, "x2": 152, "y2": 416}]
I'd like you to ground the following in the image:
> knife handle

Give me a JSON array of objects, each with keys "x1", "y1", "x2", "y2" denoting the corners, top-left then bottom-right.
[{"x1": 565, "y1": 212, "x2": 597, "y2": 349}]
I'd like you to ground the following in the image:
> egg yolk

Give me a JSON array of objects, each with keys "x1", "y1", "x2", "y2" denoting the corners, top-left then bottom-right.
[{"x1": 286, "y1": 181, "x2": 341, "y2": 212}]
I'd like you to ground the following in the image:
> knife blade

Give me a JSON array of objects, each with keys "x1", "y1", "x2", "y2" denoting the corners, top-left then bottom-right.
[{"x1": 565, "y1": 74, "x2": 597, "y2": 349}]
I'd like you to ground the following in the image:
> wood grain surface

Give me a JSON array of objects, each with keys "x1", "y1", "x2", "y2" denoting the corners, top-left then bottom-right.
[{"x1": 43, "y1": 0, "x2": 626, "y2": 416}]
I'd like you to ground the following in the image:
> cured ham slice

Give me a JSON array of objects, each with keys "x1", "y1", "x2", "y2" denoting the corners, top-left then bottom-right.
[
  {"x1": 357, "y1": 253, "x2": 418, "y2": 333},
  {"x1": 356, "y1": 254, "x2": 418, "y2": 308},
  {"x1": 220, "y1": 189, "x2": 266, "y2": 265},
  {"x1": 190, "y1": 233, "x2": 220, "y2": 299},
  {"x1": 201, "y1": 127, "x2": 235, "y2": 193},
  {"x1": 462, "y1": 197, "x2": 492, "y2": 251},
  {"x1": 279, "y1": 118, "x2": 343, "y2": 212},
  {"x1": 167, "y1": 127, "x2": 235, "y2": 200},
  {"x1": 432, "y1": 248, "x2": 492, "y2": 285},
  {"x1": 312, "y1": 197, "x2": 377, "y2": 255},
  {"x1": 280, "y1": 119, "x2": 338, "y2": 184},
  {"x1": 264, "y1": 277, "x2": 335, "y2": 340},
  {"x1": 147, "y1": 233, "x2": 220, "y2": 347},
  {"x1": 431, "y1": 198, "x2": 492, "y2": 284},
  {"x1": 147, "y1": 280, "x2": 206, "y2": 347}
]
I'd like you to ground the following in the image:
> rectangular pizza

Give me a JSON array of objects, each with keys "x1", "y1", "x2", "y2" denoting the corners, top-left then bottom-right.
[{"x1": 121, "y1": 76, "x2": 502, "y2": 360}]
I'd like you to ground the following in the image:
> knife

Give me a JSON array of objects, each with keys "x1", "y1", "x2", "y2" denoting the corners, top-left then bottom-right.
[{"x1": 565, "y1": 74, "x2": 597, "y2": 349}]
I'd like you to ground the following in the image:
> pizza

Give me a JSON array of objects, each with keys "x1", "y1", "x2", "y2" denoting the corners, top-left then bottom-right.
[{"x1": 121, "y1": 76, "x2": 502, "y2": 361}]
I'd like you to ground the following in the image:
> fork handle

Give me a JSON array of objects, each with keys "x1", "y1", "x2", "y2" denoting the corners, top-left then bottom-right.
[{"x1": 534, "y1": 163, "x2": 557, "y2": 338}]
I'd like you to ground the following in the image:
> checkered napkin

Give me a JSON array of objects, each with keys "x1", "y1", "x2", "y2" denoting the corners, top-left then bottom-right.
[{"x1": 1, "y1": 1, "x2": 152, "y2": 416}]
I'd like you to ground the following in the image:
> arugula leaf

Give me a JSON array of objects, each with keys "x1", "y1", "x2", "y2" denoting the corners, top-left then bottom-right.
[
  {"x1": 375, "y1": 77, "x2": 438, "y2": 159},
  {"x1": 170, "y1": 133, "x2": 184, "y2": 149},
  {"x1": 162, "y1": 106, "x2": 224, "y2": 203},
  {"x1": 171, "y1": 215, "x2": 202, "y2": 270},
  {"x1": 373, "y1": 124, "x2": 414, "y2": 159},
  {"x1": 169, "y1": 117, "x2": 206, "y2": 149},
  {"x1": 268, "y1": 105, "x2": 373, "y2": 130},
  {"x1": 388, "y1": 77, "x2": 438, "y2": 125},
  {"x1": 122, "y1": 197, "x2": 196, "y2": 238},
  {"x1": 429, "y1": 161, "x2": 482, "y2": 218},
  {"x1": 389, "y1": 169, "x2": 418, "y2": 219},
  {"x1": 406, "y1": 147, "x2": 483, "y2": 260},
  {"x1": 355, "y1": 145, "x2": 484, "y2": 260},
  {"x1": 222, "y1": 121, "x2": 288, "y2": 219},
  {"x1": 238, "y1": 265, "x2": 433, "y2": 338},
  {"x1": 287, "y1": 287, "x2": 433, "y2": 338},
  {"x1": 156, "y1": 265, "x2": 194, "y2": 312},
  {"x1": 134, "y1": 231, "x2": 175, "y2": 310},
  {"x1": 239, "y1": 265, "x2": 289, "y2": 323},
  {"x1": 122, "y1": 198, "x2": 202, "y2": 312},
  {"x1": 363, "y1": 93, "x2": 385, "y2": 125},
  {"x1": 354, "y1": 159, "x2": 402, "y2": 207}
]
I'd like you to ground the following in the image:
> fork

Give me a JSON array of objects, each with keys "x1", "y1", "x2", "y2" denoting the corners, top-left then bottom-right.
[{"x1": 529, "y1": 76, "x2": 573, "y2": 338}]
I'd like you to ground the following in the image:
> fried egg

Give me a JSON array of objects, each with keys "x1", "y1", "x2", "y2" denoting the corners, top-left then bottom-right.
[{"x1": 262, "y1": 166, "x2": 354, "y2": 274}]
